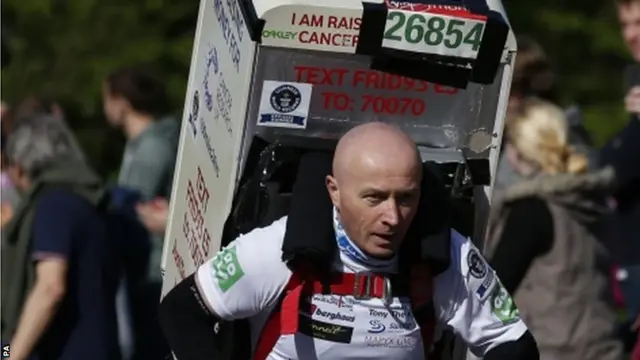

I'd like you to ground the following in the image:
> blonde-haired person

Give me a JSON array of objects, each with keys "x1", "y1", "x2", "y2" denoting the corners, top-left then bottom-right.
[
  {"x1": 483, "y1": 98, "x2": 623, "y2": 360},
  {"x1": 494, "y1": 35, "x2": 597, "y2": 191}
]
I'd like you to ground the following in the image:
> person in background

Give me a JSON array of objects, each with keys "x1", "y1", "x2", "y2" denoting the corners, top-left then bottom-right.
[
  {"x1": 1, "y1": 114, "x2": 120, "y2": 360},
  {"x1": 605, "y1": 1, "x2": 640, "y2": 357},
  {"x1": 484, "y1": 98, "x2": 623, "y2": 360},
  {"x1": 1, "y1": 100, "x2": 20, "y2": 229},
  {"x1": 136, "y1": 197, "x2": 170, "y2": 236},
  {"x1": 103, "y1": 66, "x2": 179, "y2": 360},
  {"x1": 1, "y1": 96, "x2": 86, "y2": 238},
  {"x1": 495, "y1": 36, "x2": 596, "y2": 191}
]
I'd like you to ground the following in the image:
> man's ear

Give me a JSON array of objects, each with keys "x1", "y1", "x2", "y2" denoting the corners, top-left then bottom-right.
[{"x1": 325, "y1": 175, "x2": 340, "y2": 208}]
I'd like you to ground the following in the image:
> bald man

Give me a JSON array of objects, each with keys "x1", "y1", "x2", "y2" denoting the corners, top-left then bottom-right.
[{"x1": 159, "y1": 123, "x2": 538, "y2": 360}]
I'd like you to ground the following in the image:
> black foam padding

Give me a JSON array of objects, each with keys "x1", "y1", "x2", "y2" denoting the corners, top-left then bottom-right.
[
  {"x1": 282, "y1": 150, "x2": 452, "y2": 274},
  {"x1": 355, "y1": 1, "x2": 388, "y2": 56},
  {"x1": 403, "y1": 163, "x2": 452, "y2": 274},
  {"x1": 239, "y1": 0, "x2": 265, "y2": 43},
  {"x1": 470, "y1": 10, "x2": 509, "y2": 84},
  {"x1": 281, "y1": 151, "x2": 336, "y2": 268}
]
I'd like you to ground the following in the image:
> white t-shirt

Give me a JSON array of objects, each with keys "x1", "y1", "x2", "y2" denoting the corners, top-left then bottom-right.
[{"x1": 196, "y1": 216, "x2": 527, "y2": 359}]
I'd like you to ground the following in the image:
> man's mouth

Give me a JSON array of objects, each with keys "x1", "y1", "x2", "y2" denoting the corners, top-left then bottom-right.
[{"x1": 373, "y1": 233, "x2": 394, "y2": 242}]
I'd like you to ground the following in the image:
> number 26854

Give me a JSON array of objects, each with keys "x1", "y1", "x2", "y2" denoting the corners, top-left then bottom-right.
[{"x1": 384, "y1": 12, "x2": 485, "y2": 52}]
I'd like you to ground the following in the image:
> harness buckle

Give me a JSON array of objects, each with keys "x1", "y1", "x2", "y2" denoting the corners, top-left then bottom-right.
[{"x1": 353, "y1": 274, "x2": 392, "y2": 304}]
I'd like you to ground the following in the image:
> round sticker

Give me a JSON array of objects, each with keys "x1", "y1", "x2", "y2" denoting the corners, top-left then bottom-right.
[
  {"x1": 467, "y1": 249, "x2": 487, "y2": 279},
  {"x1": 270, "y1": 84, "x2": 302, "y2": 113}
]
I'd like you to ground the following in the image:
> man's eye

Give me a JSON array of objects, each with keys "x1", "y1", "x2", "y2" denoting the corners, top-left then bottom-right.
[
  {"x1": 364, "y1": 195, "x2": 384, "y2": 204},
  {"x1": 397, "y1": 194, "x2": 417, "y2": 204}
]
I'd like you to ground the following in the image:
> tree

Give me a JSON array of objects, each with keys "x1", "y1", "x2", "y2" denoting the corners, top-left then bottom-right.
[
  {"x1": 1, "y1": 0, "x2": 198, "y2": 177},
  {"x1": 0, "y1": 0, "x2": 632, "y2": 177},
  {"x1": 505, "y1": 0, "x2": 631, "y2": 145}
]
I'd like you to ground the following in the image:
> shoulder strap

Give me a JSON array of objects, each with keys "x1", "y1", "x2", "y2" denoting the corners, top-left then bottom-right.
[{"x1": 253, "y1": 266, "x2": 435, "y2": 360}]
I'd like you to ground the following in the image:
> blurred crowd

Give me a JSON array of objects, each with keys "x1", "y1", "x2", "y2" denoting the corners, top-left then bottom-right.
[
  {"x1": 1, "y1": 0, "x2": 640, "y2": 360},
  {"x1": 1, "y1": 68, "x2": 179, "y2": 360}
]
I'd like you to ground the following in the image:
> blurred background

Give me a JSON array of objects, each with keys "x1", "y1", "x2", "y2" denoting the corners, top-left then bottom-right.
[
  {"x1": 0, "y1": 0, "x2": 631, "y2": 179},
  {"x1": 2, "y1": 1, "x2": 640, "y2": 360}
]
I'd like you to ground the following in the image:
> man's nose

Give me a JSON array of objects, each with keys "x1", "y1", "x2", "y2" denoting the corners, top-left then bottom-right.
[{"x1": 381, "y1": 200, "x2": 400, "y2": 226}]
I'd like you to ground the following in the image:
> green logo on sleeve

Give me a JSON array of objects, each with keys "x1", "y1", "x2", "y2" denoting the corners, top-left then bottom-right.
[
  {"x1": 491, "y1": 284, "x2": 520, "y2": 323},
  {"x1": 211, "y1": 247, "x2": 245, "y2": 292}
]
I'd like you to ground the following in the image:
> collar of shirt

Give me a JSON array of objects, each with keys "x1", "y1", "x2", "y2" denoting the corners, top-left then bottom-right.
[{"x1": 333, "y1": 207, "x2": 397, "y2": 273}]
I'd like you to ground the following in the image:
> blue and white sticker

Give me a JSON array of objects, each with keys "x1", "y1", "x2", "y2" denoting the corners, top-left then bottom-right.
[
  {"x1": 257, "y1": 80, "x2": 312, "y2": 129},
  {"x1": 466, "y1": 248, "x2": 496, "y2": 302}
]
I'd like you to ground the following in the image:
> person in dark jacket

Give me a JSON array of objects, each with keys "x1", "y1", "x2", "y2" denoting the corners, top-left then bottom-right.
[
  {"x1": 485, "y1": 98, "x2": 623, "y2": 360},
  {"x1": 1, "y1": 115, "x2": 120, "y2": 360},
  {"x1": 603, "y1": 2, "x2": 640, "y2": 355}
]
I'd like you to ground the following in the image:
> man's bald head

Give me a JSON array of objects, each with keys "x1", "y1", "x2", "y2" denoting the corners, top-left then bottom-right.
[
  {"x1": 332, "y1": 122, "x2": 421, "y2": 182},
  {"x1": 326, "y1": 122, "x2": 423, "y2": 259}
]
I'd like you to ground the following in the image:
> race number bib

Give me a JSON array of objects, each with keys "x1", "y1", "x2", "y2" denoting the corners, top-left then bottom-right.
[{"x1": 382, "y1": 10, "x2": 486, "y2": 59}]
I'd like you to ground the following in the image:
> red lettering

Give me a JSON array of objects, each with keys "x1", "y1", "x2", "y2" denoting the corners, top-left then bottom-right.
[
  {"x1": 360, "y1": 95, "x2": 426, "y2": 116},
  {"x1": 202, "y1": 229, "x2": 212, "y2": 258},
  {"x1": 196, "y1": 167, "x2": 210, "y2": 213},
  {"x1": 194, "y1": 208, "x2": 205, "y2": 239},
  {"x1": 172, "y1": 241, "x2": 186, "y2": 279},
  {"x1": 294, "y1": 66, "x2": 348, "y2": 86},
  {"x1": 326, "y1": 16, "x2": 361, "y2": 30},
  {"x1": 434, "y1": 84, "x2": 459, "y2": 95},
  {"x1": 382, "y1": 73, "x2": 403, "y2": 90},
  {"x1": 327, "y1": 16, "x2": 336, "y2": 29},
  {"x1": 183, "y1": 210, "x2": 203, "y2": 266},
  {"x1": 352, "y1": 70, "x2": 367, "y2": 87},
  {"x1": 298, "y1": 31, "x2": 357, "y2": 48},
  {"x1": 321, "y1": 92, "x2": 352, "y2": 110},
  {"x1": 294, "y1": 65, "x2": 310, "y2": 82},
  {"x1": 186, "y1": 180, "x2": 197, "y2": 221},
  {"x1": 298, "y1": 14, "x2": 323, "y2": 27},
  {"x1": 182, "y1": 212, "x2": 191, "y2": 239},
  {"x1": 365, "y1": 71, "x2": 380, "y2": 89}
]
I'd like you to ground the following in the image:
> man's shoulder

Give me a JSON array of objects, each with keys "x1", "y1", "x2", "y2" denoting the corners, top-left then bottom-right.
[
  {"x1": 196, "y1": 217, "x2": 291, "y2": 319},
  {"x1": 436, "y1": 229, "x2": 483, "y2": 282},
  {"x1": 447, "y1": 229, "x2": 472, "y2": 266},
  {"x1": 231, "y1": 216, "x2": 288, "y2": 250},
  {"x1": 221, "y1": 216, "x2": 289, "y2": 272}
]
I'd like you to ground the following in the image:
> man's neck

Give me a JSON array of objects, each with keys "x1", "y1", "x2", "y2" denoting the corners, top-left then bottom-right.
[{"x1": 123, "y1": 112, "x2": 154, "y2": 141}]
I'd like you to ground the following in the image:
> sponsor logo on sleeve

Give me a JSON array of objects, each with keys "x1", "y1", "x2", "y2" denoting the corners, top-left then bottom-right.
[
  {"x1": 467, "y1": 248, "x2": 497, "y2": 301},
  {"x1": 299, "y1": 317, "x2": 354, "y2": 343},
  {"x1": 210, "y1": 247, "x2": 245, "y2": 292},
  {"x1": 467, "y1": 249, "x2": 487, "y2": 278},
  {"x1": 490, "y1": 283, "x2": 520, "y2": 323}
]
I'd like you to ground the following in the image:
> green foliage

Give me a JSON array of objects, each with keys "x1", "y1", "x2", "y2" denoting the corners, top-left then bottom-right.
[
  {"x1": 504, "y1": 0, "x2": 632, "y2": 145},
  {"x1": 0, "y1": 0, "x2": 633, "y2": 177},
  {"x1": 1, "y1": 0, "x2": 198, "y2": 176}
]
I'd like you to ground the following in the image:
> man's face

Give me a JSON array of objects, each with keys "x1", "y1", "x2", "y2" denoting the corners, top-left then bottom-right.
[
  {"x1": 102, "y1": 83, "x2": 126, "y2": 127},
  {"x1": 327, "y1": 154, "x2": 421, "y2": 259},
  {"x1": 619, "y1": 1, "x2": 640, "y2": 62}
]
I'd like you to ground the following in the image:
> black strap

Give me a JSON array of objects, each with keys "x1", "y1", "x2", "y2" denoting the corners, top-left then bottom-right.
[{"x1": 158, "y1": 274, "x2": 223, "y2": 360}]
